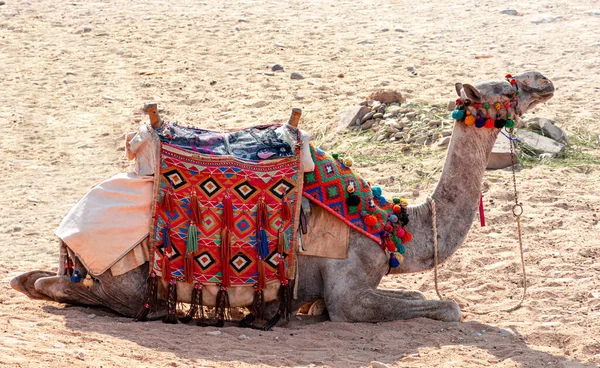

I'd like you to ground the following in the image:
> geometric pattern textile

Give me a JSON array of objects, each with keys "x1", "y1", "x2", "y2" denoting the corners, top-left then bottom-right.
[
  {"x1": 151, "y1": 126, "x2": 302, "y2": 286},
  {"x1": 302, "y1": 144, "x2": 396, "y2": 244}
]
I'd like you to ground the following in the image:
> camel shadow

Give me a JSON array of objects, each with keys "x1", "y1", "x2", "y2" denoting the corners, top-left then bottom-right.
[{"x1": 42, "y1": 304, "x2": 593, "y2": 368}]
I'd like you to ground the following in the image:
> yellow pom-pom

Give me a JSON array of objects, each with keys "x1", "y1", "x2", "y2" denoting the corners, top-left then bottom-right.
[
  {"x1": 400, "y1": 198, "x2": 409, "y2": 207},
  {"x1": 465, "y1": 115, "x2": 476, "y2": 126},
  {"x1": 343, "y1": 157, "x2": 354, "y2": 167},
  {"x1": 393, "y1": 252, "x2": 403, "y2": 263},
  {"x1": 82, "y1": 274, "x2": 94, "y2": 288}
]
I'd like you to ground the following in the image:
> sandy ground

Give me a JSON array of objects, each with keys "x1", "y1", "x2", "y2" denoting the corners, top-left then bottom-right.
[{"x1": 1, "y1": 0, "x2": 600, "y2": 367}]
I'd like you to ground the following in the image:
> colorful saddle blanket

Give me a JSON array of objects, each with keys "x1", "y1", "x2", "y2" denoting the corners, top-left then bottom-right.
[
  {"x1": 150, "y1": 122, "x2": 302, "y2": 287},
  {"x1": 302, "y1": 145, "x2": 411, "y2": 266}
]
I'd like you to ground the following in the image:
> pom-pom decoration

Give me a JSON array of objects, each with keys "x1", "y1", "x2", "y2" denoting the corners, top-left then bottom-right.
[
  {"x1": 389, "y1": 254, "x2": 400, "y2": 268},
  {"x1": 342, "y1": 157, "x2": 354, "y2": 167},
  {"x1": 332, "y1": 152, "x2": 339, "y2": 160},
  {"x1": 371, "y1": 186, "x2": 382, "y2": 198},
  {"x1": 396, "y1": 227, "x2": 406, "y2": 238},
  {"x1": 70, "y1": 270, "x2": 81, "y2": 283},
  {"x1": 385, "y1": 240, "x2": 396, "y2": 252},
  {"x1": 465, "y1": 115, "x2": 476, "y2": 126},
  {"x1": 389, "y1": 214, "x2": 399, "y2": 223},
  {"x1": 400, "y1": 231, "x2": 413, "y2": 243},
  {"x1": 397, "y1": 243, "x2": 406, "y2": 255},
  {"x1": 393, "y1": 204, "x2": 401, "y2": 213},
  {"x1": 484, "y1": 117, "x2": 494, "y2": 129},
  {"x1": 451, "y1": 109, "x2": 465, "y2": 120},
  {"x1": 346, "y1": 194, "x2": 361, "y2": 206},
  {"x1": 494, "y1": 119, "x2": 506, "y2": 129},
  {"x1": 475, "y1": 113, "x2": 485, "y2": 128},
  {"x1": 364, "y1": 214, "x2": 378, "y2": 227}
]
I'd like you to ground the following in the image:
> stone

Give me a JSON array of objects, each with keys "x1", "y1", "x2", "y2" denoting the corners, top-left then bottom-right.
[
  {"x1": 238, "y1": 18, "x2": 249, "y2": 23},
  {"x1": 13, "y1": 226, "x2": 22, "y2": 232},
  {"x1": 83, "y1": 26, "x2": 92, "y2": 33},
  {"x1": 442, "y1": 130, "x2": 452, "y2": 137},
  {"x1": 405, "y1": 112, "x2": 417, "y2": 119},
  {"x1": 437, "y1": 136, "x2": 451, "y2": 147},
  {"x1": 271, "y1": 64, "x2": 284, "y2": 72},
  {"x1": 235, "y1": 26, "x2": 241, "y2": 31},
  {"x1": 394, "y1": 27, "x2": 407, "y2": 32},
  {"x1": 394, "y1": 131, "x2": 406, "y2": 139},
  {"x1": 88, "y1": 314, "x2": 96, "y2": 319},
  {"x1": 293, "y1": 93, "x2": 304, "y2": 100},
  {"x1": 584, "y1": 10, "x2": 600, "y2": 16},
  {"x1": 263, "y1": 72, "x2": 274, "y2": 76},
  {"x1": 428, "y1": 120, "x2": 441, "y2": 127},
  {"x1": 373, "y1": 112, "x2": 384, "y2": 119},
  {"x1": 415, "y1": 136, "x2": 428, "y2": 145},
  {"x1": 0, "y1": 1, "x2": 5, "y2": 5},
  {"x1": 361, "y1": 111, "x2": 376, "y2": 123},
  {"x1": 530, "y1": 118, "x2": 569, "y2": 143},
  {"x1": 290, "y1": 72, "x2": 304, "y2": 80},
  {"x1": 338, "y1": 105, "x2": 370, "y2": 130},
  {"x1": 206, "y1": 330, "x2": 222, "y2": 336},
  {"x1": 75, "y1": 352, "x2": 85, "y2": 360},
  {"x1": 337, "y1": 73, "x2": 344, "y2": 78},
  {"x1": 366, "y1": 89, "x2": 404, "y2": 104},
  {"x1": 238, "y1": 334, "x2": 249, "y2": 340},
  {"x1": 274, "y1": 42, "x2": 287, "y2": 48},
  {"x1": 517, "y1": 130, "x2": 566, "y2": 155},
  {"x1": 311, "y1": 73, "x2": 322, "y2": 78},
  {"x1": 361, "y1": 119, "x2": 376, "y2": 130},
  {"x1": 500, "y1": 9, "x2": 519, "y2": 16},
  {"x1": 487, "y1": 132, "x2": 513, "y2": 170},
  {"x1": 531, "y1": 15, "x2": 563, "y2": 24}
]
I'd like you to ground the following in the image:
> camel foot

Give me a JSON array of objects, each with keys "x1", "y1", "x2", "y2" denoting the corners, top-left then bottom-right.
[{"x1": 10, "y1": 271, "x2": 56, "y2": 301}]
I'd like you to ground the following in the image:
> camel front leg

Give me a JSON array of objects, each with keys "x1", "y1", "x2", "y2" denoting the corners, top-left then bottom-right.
[
  {"x1": 325, "y1": 286, "x2": 460, "y2": 323},
  {"x1": 374, "y1": 288, "x2": 426, "y2": 300},
  {"x1": 10, "y1": 271, "x2": 57, "y2": 301}
]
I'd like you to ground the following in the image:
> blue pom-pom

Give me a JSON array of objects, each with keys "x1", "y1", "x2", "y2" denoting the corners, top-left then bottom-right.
[
  {"x1": 70, "y1": 270, "x2": 81, "y2": 283},
  {"x1": 397, "y1": 243, "x2": 406, "y2": 255},
  {"x1": 389, "y1": 255, "x2": 400, "y2": 268},
  {"x1": 475, "y1": 115, "x2": 486, "y2": 128},
  {"x1": 451, "y1": 109, "x2": 465, "y2": 120},
  {"x1": 371, "y1": 186, "x2": 382, "y2": 198},
  {"x1": 389, "y1": 214, "x2": 398, "y2": 223},
  {"x1": 360, "y1": 210, "x2": 368, "y2": 217}
]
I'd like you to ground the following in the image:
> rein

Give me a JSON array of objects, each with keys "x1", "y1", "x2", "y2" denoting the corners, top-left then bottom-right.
[{"x1": 429, "y1": 128, "x2": 527, "y2": 315}]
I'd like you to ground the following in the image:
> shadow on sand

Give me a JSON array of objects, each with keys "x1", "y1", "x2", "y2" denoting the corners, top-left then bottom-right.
[{"x1": 43, "y1": 305, "x2": 593, "y2": 368}]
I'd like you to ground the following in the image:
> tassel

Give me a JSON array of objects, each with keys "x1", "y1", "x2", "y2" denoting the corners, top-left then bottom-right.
[
  {"x1": 179, "y1": 283, "x2": 204, "y2": 324},
  {"x1": 262, "y1": 283, "x2": 291, "y2": 331},
  {"x1": 259, "y1": 229, "x2": 269, "y2": 259},
  {"x1": 222, "y1": 191, "x2": 234, "y2": 229},
  {"x1": 185, "y1": 222, "x2": 198, "y2": 284},
  {"x1": 134, "y1": 272, "x2": 158, "y2": 322},
  {"x1": 161, "y1": 225, "x2": 171, "y2": 282},
  {"x1": 190, "y1": 191, "x2": 202, "y2": 224},
  {"x1": 256, "y1": 194, "x2": 268, "y2": 235},
  {"x1": 215, "y1": 287, "x2": 230, "y2": 327},
  {"x1": 160, "y1": 187, "x2": 173, "y2": 213},
  {"x1": 220, "y1": 227, "x2": 231, "y2": 289},
  {"x1": 252, "y1": 285, "x2": 265, "y2": 320},
  {"x1": 162, "y1": 279, "x2": 178, "y2": 324},
  {"x1": 277, "y1": 230, "x2": 288, "y2": 283},
  {"x1": 184, "y1": 252, "x2": 195, "y2": 284},
  {"x1": 238, "y1": 313, "x2": 256, "y2": 328},
  {"x1": 257, "y1": 258, "x2": 267, "y2": 290},
  {"x1": 280, "y1": 196, "x2": 291, "y2": 223}
]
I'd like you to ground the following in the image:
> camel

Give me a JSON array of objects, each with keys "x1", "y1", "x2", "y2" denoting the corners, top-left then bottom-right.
[{"x1": 10, "y1": 71, "x2": 554, "y2": 324}]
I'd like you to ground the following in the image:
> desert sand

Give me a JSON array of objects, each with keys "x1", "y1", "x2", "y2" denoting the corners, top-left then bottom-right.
[{"x1": 1, "y1": 0, "x2": 600, "y2": 367}]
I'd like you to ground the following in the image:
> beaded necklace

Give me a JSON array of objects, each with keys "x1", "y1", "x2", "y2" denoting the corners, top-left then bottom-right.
[{"x1": 451, "y1": 74, "x2": 519, "y2": 129}]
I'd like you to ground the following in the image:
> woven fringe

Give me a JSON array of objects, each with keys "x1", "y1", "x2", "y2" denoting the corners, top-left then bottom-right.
[
  {"x1": 190, "y1": 191, "x2": 202, "y2": 224},
  {"x1": 134, "y1": 273, "x2": 158, "y2": 322},
  {"x1": 277, "y1": 229, "x2": 288, "y2": 284},
  {"x1": 179, "y1": 283, "x2": 204, "y2": 324},
  {"x1": 162, "y1": 280, "x2": 178, "y2": 324},
  {"x1": 257, "y1": 259, "x2": 267, "y2": 290},
  {"x1": 280, "y1": 196, "x2": 291, "y2": 223},
  {"x1": 184, "y1": 252, "x2": 195, "y2": 284},
  {"x1": 262, "y1": 282, "x2": 291, "y2": 331},
  {"x1": 251, "y1": 287, "x2": 265, "y2": 320},
  {"x1": 214, "y1": 288, "x2": 230, "y2": 327},
  {"x1": 220, "y1": 227, "x2": 231, "y2": 288},
  {"x1": 160, "y1": 187, "x2": 173, "y2": 213},
  {"x1": 161, "y1": 225, "x2": 171, "y2": 282}
]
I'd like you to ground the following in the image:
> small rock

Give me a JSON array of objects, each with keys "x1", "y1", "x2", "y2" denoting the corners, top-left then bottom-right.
[
  {"x1": 27, "y1": 197, "x2": 40, "y2": 203},
  {"x1": 584, "y1": 10, "x2": 600, "y2": 16},
  {"x1": 500, "y1": 9, "x2": 519, "y2": 16},
  {"x1": 538, "y1": 152, "x2": 556, "y2": 160},
  {"x1": 66, "y1": 71, "x2": 77, "y2": 76},
  {"x1": 437, "y1": 137, "x2": 451, "y2": 147},
  {"x1": 274, "y1": 42, "x2": 287, "y2": 48},
  {"x1": 373, "y1": 112, "x2": 384, "y2": 119},
  {"x1": 592, "y1": 42, "x2": 600, "y2": 47},
  {"x1": 311, "y1": 73, "x2": 322, "y2": 78},
  {"x1": 338, "y1": 105, "x2": 371, "y2": 130},
  {"x1": 88, "y1": 314, "x2": 96, "y2": 319},
  {"x1": 442, "y1": 130, "x2": 452, "y2": 137},
  {"x1": 235, "y1": 26, "x2": 241, "y2": 31},
  {"x1": 370, "y1": 361, "x2": 389, "y2": 368},
  {"x1": 263, "y1": 72, "x2": 275, "y2": 76},
  {"x1": 535, "y1": 118, "x2": 569, "y2": 143},
  {"x1": 361, "y1": 119, "x2": 376, "y2": 130},
  {"x1": 290, "y1": 72, "x2": 304, "y2": 80},
  {"x1": 293, "y1": 93, "x2": 304, "y2": 100},
  {"x1": 83, "y1": 26, "x2": 92, "y2": 33},
  {"x1": 75, "y1": 352, "x2": 85, "y2": 360},
  {"x1": 415, "y1": 136, "x2": 428, "y2": 145},
  {"x1": 52, "y1": 342, "x2": 66, "y2": 349},
  {"x1": 0, "y1": 1, "x2": 5, "y2": 5},
  {"x1": 366, "y1": 89, "x2": 404, "y2": 104},
  {"x1": 271, "y1": 64, "x2": 284, "y2": 72},
  {"x1": 238, "y1": 334, "x2": 249, "y2": 340},
  {"x1": 337, "y1": 73, "x2": 344, "y2": 78},
  {"x1": 13, "y1": 226, "x2": 22, "y2": 232},
  {"x1": 531, "y1": 15, "x2": 563, "y2": 24},
  {"x1": 361, "y1": 111, "x2": 376, "y2": 123},
  {"x1": 238, "y1": 18, "x2": 249, "y2": 23},
  {"x1": 405, "y1": 112, "x2": 417, "y2": 119},
  {"x1": 394, "y1": 131, "x2": 406, "y2": 139},
  {"x1": 394, "y1": 27, "x2": 407, "y2": 32},
  {"x1": 428, "y1": 120, "x2": 441, "y2": 127},
  {"x1": 206, "y1": 330, "x2": 222, "y2": 336}
]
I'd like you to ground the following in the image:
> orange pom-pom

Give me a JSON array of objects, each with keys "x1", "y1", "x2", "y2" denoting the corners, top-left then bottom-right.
[
  {"x1": 401, "y1": 231, "x2": 413, "y2": 243},
  {"x1": 385, "y1": 240, "x2": 396, "y2": 252},
  {"x1": 465, "y1": 115, "x2": 476, "y2": 126},
  {"x1": 393, "y1": 204, "x2": 401, "y2": 213},
  {"x1": 364, "y1": 214, "x2": 377, "y2": 227}
]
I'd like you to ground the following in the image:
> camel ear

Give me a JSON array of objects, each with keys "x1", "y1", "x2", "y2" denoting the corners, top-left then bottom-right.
[
  {"x1": 455, "y1": 83, "x2": 463, "y2": 97},
  {"x1": 462, "y1": 84, "x2": 482, "y2": 102}
]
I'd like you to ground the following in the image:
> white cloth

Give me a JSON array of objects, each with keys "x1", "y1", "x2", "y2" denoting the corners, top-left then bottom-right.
[{"x1": 125, "y1": 123, "x2": 159, "y2": 176}]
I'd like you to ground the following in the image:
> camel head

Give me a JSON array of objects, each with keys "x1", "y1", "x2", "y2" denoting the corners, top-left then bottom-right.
[
  {"x1": 455, "y1": 71, "x2": 554, "y2": 120},
  {"x1": 389, "y1": 72, "x2": 554, "y2": 275}
]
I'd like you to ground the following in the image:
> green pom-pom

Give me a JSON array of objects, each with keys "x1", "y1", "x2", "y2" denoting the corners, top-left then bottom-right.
[
  {"x1": 393, "y1": 197, "x2": 401, "y2": 204},
  {"x1": 484, "y1": 102, "x2": 490, "y2": 109},
  {"x1": 505, "y1": 119, "x2": 515, "y2": 128},
  {"x1": 332, "y1": 152, "x2": 339, "y2": 160},
  {"x1": 451, "y1": 109, "x2": 465, "y2": 120}
]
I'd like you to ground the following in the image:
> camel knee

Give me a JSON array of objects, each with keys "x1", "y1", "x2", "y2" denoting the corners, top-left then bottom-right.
[{"x1": 440, "y1": 300, "x2": 461, "y2": 322}]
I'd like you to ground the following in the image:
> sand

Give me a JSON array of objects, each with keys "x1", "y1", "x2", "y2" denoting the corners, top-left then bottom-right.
[{"x1": 1, "y1": 0, "x2": 599, "y2": 367}]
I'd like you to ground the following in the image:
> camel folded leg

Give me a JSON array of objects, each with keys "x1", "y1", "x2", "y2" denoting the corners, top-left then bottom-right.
[
  {"x1": 325, "y1": 287, "x2": 461, "y2": 323},
  {"x1": 34, "y1": 275, "x2": 106, "y2": 307},
  {"x1": 374, "y1": 289, "x2": 426, "y2": 300},
  {"x1": 10, "y1": 271, "x2": 57, "y2": 301}
]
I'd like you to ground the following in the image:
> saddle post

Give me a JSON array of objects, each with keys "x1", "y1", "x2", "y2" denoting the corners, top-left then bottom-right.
[
  {"x1": 287, "y1": 108, "x2": 302, "y2": 127},
  {"x1": 144, "y1": 102, "x2": 162, "y2": 129}
]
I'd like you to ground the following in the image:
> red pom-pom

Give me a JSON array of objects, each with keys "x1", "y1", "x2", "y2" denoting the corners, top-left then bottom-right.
[
  {"x1": 385, "y1": 240, "x2": 396, "y2": 252},
  {"x1": 393, "y1": 204, "x2": 401, "y2": 213},
  {"x1": 364, "y1": 214, "x2": 377, "y2": 227},
  {"x1": 401, "y1": 231, "x2": 413, "y2": 243},
  {"x1": 484, "y1": 119, "x2": 494, "y2": 128},
  {"x1": 505, "y1": 74, "x2": 512, "y2": 78}
]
